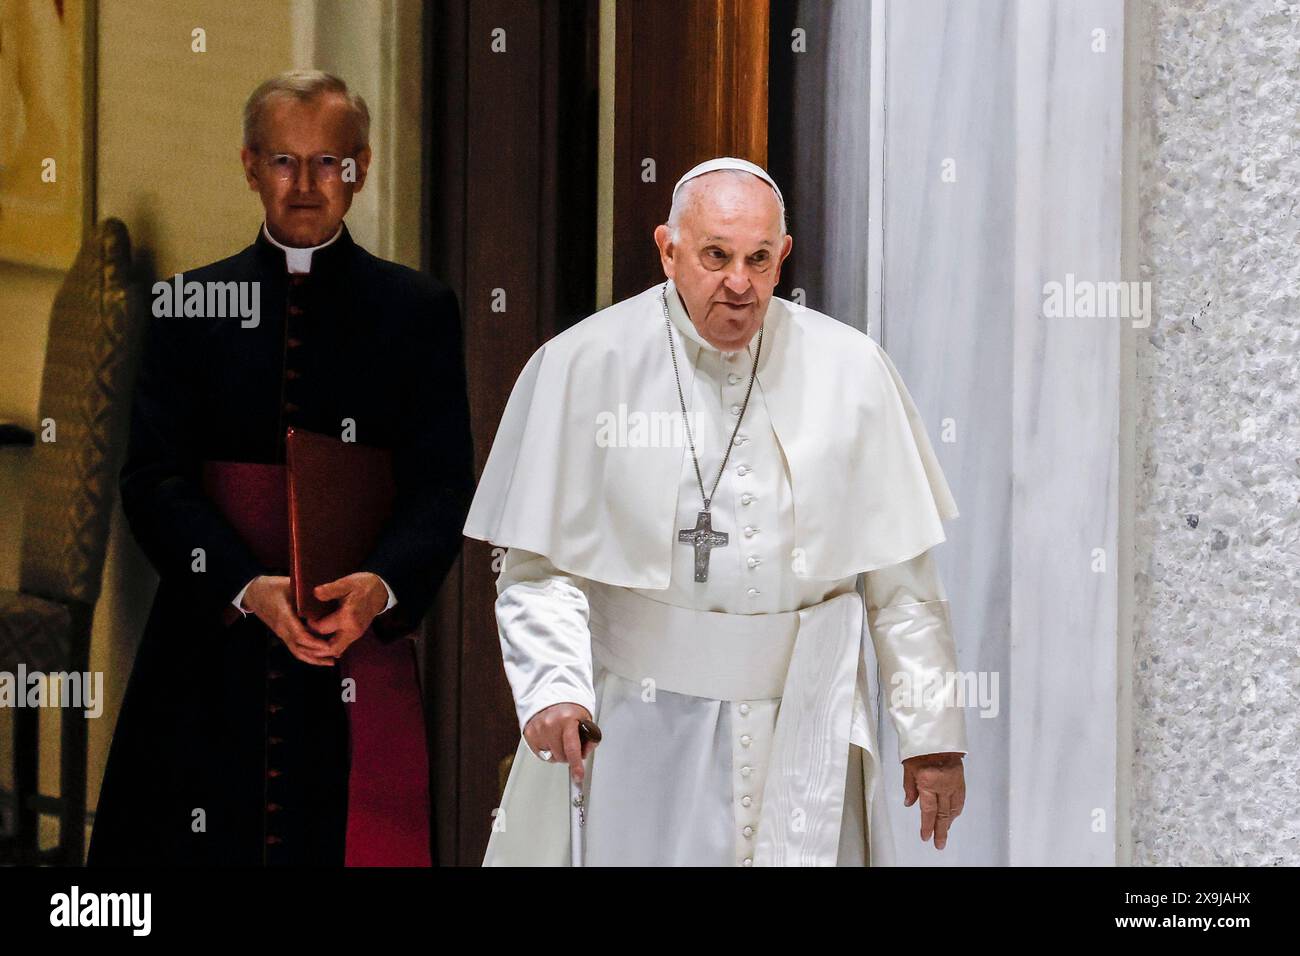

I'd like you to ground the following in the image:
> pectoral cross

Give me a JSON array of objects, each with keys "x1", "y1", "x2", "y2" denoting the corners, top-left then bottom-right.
[{"x1": 678, "y1": 509, "x2": 728, "y2": 582}]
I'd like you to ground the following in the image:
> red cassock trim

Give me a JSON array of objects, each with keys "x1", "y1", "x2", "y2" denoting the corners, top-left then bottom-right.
[{"x1": 202, "y1": 460, "x2": 432, "y2": 867}]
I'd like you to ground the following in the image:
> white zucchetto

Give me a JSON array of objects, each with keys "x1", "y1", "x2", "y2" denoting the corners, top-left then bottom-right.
[{"x1": 671, "y1": 157, "x2": 785, "y2": 214}]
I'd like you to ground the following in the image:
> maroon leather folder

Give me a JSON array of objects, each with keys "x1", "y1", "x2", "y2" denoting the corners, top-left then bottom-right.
[{"x1": 286, "y1": 426, "x2": 396, "y2": 621}]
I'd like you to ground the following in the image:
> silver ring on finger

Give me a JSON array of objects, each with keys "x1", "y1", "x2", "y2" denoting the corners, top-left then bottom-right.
[{"x1": 538, "y1": 748, "x2": 553, "y2": 762}]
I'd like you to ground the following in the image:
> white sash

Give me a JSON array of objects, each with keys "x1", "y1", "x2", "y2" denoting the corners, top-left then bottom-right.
[{"x1": 484, "y1": 588, "x2": 893, "y2": 866}]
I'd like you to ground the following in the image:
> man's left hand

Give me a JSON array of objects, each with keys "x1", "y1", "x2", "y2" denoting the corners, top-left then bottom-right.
[
  {"x1": 902, "y1": 751, "x2": 966, "y2": 850},
  {"x1": 308, "y1": 572, "x2": 390, "y2": 659}
]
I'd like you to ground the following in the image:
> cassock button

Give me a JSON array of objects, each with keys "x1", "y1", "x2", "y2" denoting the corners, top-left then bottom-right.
[
  {"x1": 741, "y1": 493, "x2": 753, "y2": 505},
  {"x1": 739, "y1": 702, "x2": 751, "y2": 715},
  {"x1": 743, "y1": 826, "x2": 754, "y2": 838},
  {"x1": 740, "y1": 765, "x2": 752, "y2": 777},
  {"x1": 747, "y1": 556, "x2": 761, "y2": 568},
  {"x1": 284, "y1": 402, "x2": 299, "y2": 414},
  {"x1": 268, "y1": 703, "x2": 283, "y2": 714},
  {"x1": 266, "y1": 802, "x2": 282, "y2": 813},
  {"x1": 741, "y1": 795, "x2": 752, "y2": 807},
  {"x1": 266, "y1": 835, "x2": 283, "y2": 845},
  {"x1": 730, "y1": 404, "x2": 742, "y2": 415},
  {"x1": 267, "y1": 768, "x2": 282, "y2": 778},
  {"x1": 742, "y1": 857, "x2": 753, "y2": 866},
  {"x1": 747, "y1": 587, "x2": 759, "y2": 597},
  {"x1": 733, "y1": 435, "x2": 746, "y2": 446},
  {"x1": 727, "y1": 373, "x2": 740, "y2": 385},
  {"x1": 288, "y1": 305, "x2": 304, "y2": 316},
  {"x1": 287, "y1": 337, "x2": 303, "y2": 349},
  {"x1": 269, "y1": 736, "x2": 284, "y2": 745},
  {"x1": 744, "y1": 526, "x2": 757, "y2": 537},
  {"x1": 736, "y1": 465, "x2": 749, "y2": 475},
  {"x1": 740, "y1": 734, "x2": 752, "y2": 747},
  {"x1": 285, "y1": 369, "x2": 300, "y2": 380}
]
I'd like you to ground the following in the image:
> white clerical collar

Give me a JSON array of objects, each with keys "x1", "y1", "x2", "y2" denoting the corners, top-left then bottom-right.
[
  {"x1": 663, "y1": 277, "x2": 769, "y2": 358},
  {"x1": 261, "y1": 221, "x2": 344, "y2": 274}
]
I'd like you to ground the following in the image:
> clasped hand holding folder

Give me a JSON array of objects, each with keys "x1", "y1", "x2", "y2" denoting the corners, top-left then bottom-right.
[
  {"x1": 200, "y1": 427, "x2": 395, "y2": 631},
  {"x1": 284, "y1": 426, "x2": 394, "y2": 625}
]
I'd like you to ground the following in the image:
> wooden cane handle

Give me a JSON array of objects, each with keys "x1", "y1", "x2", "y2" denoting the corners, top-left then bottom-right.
[{"x1": 578, "y1": 718, "x2": 602, "y2": 746}]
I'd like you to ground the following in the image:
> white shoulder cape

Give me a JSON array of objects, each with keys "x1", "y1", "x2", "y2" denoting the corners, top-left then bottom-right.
[{"x1": 463, "y1": 282, "x2": 958, "y2": 589}]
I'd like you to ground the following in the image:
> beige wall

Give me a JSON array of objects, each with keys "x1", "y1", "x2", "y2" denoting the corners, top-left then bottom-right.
[
  {"x1": 0, "y1": 0, "x2": 423, "y2": 848},
  {"x1": 0, "y1": 264, "x2": 60, "y2": 595},
  {"x1": 97, "y1": 0, "x2": 297, "y2": 277}
]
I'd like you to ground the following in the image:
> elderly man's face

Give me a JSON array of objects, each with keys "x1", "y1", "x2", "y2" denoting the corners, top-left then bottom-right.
[
  {"x1": 653, "y1": 173, "x2": 793, "y2": 352},
  {"x1": 240, "y1": 92, "x2": 371, "y2": 247}
]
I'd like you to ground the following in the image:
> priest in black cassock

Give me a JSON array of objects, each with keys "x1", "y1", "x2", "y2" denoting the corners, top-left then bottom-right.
[{"x1": 88, "y1": 70, "x2": 473, "y2": 866}]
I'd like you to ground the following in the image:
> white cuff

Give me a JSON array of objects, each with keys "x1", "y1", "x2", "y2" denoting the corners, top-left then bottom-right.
[
  {"x1": 869, "y1": 598, "x2": 970, "y2": 761},
  {"x1": 232, "y1": 576, "x2": 397, "y2": 616},
  {"x1": 377, "y1": 575, "x2": 397, "y2": 612},
  {"x1": 863, "y1": 549, "x2": 969, "y2": 762},
  {"x1": 494, "y1": 550, "x2": 596, "y2": 735},
  {"x1": 232, "y1": 578, "x2": 256, "y2": 617}
]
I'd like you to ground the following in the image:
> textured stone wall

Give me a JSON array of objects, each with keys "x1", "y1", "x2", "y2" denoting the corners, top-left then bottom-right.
[{"x1": 1133, "y1": 0, "x2": 1300, "y2": 865}]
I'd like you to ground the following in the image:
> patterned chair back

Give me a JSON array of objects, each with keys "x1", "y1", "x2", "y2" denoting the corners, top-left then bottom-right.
[{"x1": 18, "y1": 219, "x2": 135, "y2": 607}]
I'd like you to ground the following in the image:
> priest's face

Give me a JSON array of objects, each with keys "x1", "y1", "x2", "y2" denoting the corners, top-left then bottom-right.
[
  {"x1": 240, "y1": 92, "x2": 371, "y2": 247},
  {"x1": 653, "y1": 173, "x2": 793, "y2": 352}
]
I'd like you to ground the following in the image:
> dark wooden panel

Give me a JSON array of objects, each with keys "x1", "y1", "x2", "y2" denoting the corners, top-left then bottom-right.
[
  {"x1": 426, "y1": 0, "x2": 468, "y2": 871},
  {"x1": 426, "y1": 0, "x2": 598, "y2": 865},
  {"x1": 613, "y1": 0, "x2": 771, "y2": 300}
]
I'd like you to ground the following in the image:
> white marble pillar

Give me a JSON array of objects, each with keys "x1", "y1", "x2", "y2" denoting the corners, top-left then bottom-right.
[
  {"x1": 876, "y1": 0, "x2": 1017, "y2": 867},
  {"x1": 1009, "y1": 0, "x2": 1123, "y2": 867}
]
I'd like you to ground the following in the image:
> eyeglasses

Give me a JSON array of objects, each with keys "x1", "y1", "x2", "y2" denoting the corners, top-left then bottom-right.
[{"x1": 259, "y1": 153, "x2": 351, "y2": 183}]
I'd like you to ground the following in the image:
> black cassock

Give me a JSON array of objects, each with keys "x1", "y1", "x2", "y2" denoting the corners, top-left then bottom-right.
[{"x1": 88, "y1": 224, "x2": 474, "y2": 865}]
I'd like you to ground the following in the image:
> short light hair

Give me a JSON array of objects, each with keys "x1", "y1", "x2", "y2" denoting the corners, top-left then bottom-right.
[
  {"x1": 243, "y1": 69, "x2": 370, "y2": 152},
  {"x1": 667, "y1": 169, "x2": 787, "y2": 241}
]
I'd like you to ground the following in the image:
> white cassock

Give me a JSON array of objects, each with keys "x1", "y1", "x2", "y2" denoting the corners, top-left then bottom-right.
[{"x1": 464, "y1": 279, "x2": 969, "y2": 866}]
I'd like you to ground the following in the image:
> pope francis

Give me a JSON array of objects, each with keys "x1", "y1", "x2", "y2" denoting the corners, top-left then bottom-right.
[{"x1": 464, "y1": 157, "x2": 969, "y2": 867}]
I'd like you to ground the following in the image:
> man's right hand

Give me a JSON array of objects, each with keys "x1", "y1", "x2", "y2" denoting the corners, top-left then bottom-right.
[
  {"x1": 241, "y1": 575, "x2": 336, "y2": 667},
  {"x1": 524, "y1": 702, "x2": 598, "y2": 784}
]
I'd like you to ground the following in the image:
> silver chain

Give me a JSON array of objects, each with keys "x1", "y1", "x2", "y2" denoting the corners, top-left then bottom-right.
[{"x1": 661, "y1": 283, "x2": 764, "y2": 511}]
